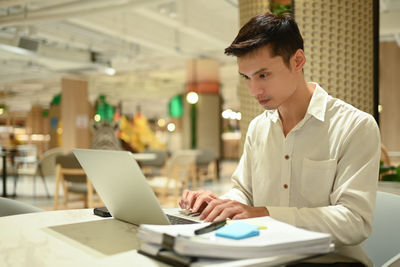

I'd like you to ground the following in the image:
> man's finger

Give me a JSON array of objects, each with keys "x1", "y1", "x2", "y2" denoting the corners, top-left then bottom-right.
[
  {"x1": 181, "y1": 190, "x2": 191, "y2": 209},
  {"x1": 185, "y1": 191, "x2": 198, "y2": 210},
  {"x1": 204, "y1": 201, "x2": 230, "y2": 222},
  {"x1": 201, "y1": 199, "x2": 228, "y2": 221},
  {"x1": 179, "y1": 190, "x2": 190, "y2": 208},
  {"x1": 192, "y1": 194, "x2": 214, "y2": 212},
  {"x1": 199, "y1": 199, "x2": 221, "y2": 220},
  {"x1": 215, "y1": 206, "x2": 242, "y2": 221}
]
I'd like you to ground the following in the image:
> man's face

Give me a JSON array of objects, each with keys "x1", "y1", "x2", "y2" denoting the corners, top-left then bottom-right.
[{"x1": 237, "y1": 46, "x2": 297, "y2": 110}]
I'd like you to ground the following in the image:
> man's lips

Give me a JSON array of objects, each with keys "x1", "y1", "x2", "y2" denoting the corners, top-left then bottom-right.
[{"x1": 258, "y1": 99, "x2": 270, "y2": 105}]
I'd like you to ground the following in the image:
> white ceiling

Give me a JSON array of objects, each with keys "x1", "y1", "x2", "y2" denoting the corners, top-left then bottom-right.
[
  {"x1": 0, "y1": 0, "x2": 399, "y2": 118},
  {"x1": 0, "y1": 0, "x2": 240, "y2": 118}
]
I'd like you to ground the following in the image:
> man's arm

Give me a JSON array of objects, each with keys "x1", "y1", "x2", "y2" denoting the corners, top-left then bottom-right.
[
  {"x1": 195, "y1": 121, "x2": 261, "y2": 221},
  {"x1": 179, "y1": 120, "x2": 256, "y2": 213},
  {"x1": 219, "y1": 122, "x2": 255, "y2": 205}
]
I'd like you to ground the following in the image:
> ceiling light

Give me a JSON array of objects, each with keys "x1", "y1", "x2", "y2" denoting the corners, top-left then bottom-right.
[
  {"x1": 94, "y1": 114, "x2": 101, "y2": 122},
  {"x1": 222, "y1": 109, "x2": 231, "y2": 119},
  {"x1": 105, "y1": 67, "x2": 116, "y2": 76},
  {"x1": 186, "y1": 92, "x2": 199, "y2": 104},
  {"x1": 167, "y1": 122, "x2": 176, "y2": 132},
  {"x1": 222, "y1": 109, "x2": 241, "y2": 120},
  {"x1": 157, "y1": 119, "x2": 166, "y2": 127}
]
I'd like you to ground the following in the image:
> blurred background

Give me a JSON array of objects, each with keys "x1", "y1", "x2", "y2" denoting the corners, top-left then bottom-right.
[{"x1": 0, "y1": 0, "x2": 399, "y2": 210}]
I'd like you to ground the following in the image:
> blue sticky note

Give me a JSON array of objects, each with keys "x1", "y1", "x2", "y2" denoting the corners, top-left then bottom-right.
[{"x1": 215, "y1": 221, "x2": 260, "y2": 240}]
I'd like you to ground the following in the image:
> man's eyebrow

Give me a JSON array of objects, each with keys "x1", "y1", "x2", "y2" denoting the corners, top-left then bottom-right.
[
  {"x1": 238, "y1": 68, "x2": 269, "y2": 78},
  {"x1": 252, "y1": 68, "x2": 268, "y2": 76}
]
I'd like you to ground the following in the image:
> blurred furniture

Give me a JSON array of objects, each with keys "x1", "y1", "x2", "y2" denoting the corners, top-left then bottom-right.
[
  {"x1": 53, "y1": 153, "x2": 95, "y2": 210},
  {"x1": 17, "y1": 147, "x2": 63, "y2": 198},
  {"x1": 147, "y1": 150, "x2": 197, "y2": 202},
  {"x1": 382, "y1": 253, "x2": 400, "y2": 267},
  {"x1": 0, "y1": 197, "x2": 42, "y2": 217},
  {"x1": 12, "y1": 145, "x2": 38, "y2": 196},
  {"x1": 14, "y1": 145, "x2": 38, "y2": 169},
  {"x1": 1, "y1": 146, "x2": 19, "y2": 197},
  {"x1": 140, "y1": 149, "x2": 168, "y2": 177},
  {"x1": 380, "y1": 144, "x2": 392, "y2": 181},
  {"x1": 131, "y1": 152, "x2": 157, "y2": 162},
  {"x1": 381, "y1": 144, "x2": 391, "y2": 166},
  {"x1": 222, "y1": 132, "x2": 240, "y2": 160},
  {"x1": 362, "y1": 191, "x2": 400, "y2": 267},
  {"x1": 195, "y1": 148, "x2": 218, "y2": 187}
]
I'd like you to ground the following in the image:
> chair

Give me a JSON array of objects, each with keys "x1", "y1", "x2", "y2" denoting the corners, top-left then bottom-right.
[
  {"x1": 382, "y1": 253, "x2": 400, "y2": 267},
  {"x1": 0, "y1": 197, "x2": 42, "y2": 217},
  {"x1": 147, "y1": 150, "x2": 197, "y2": 202},
  {"x1": 195, "y1": 148, "x2": 218, "y2": 188},
  {"x1": 380, "y1": 144, "x2": 393, "y2": 181},
  {"x1": 362, "y1": 191, "x2": 400, "y2": 267},
  {"x1": 14, "y1": 145, "x2": 38, "y2": 169},
  {"x1": 381, "y1": 144, "x2": 391, "y2": 166},
  {"x1": 17, "y1": 147, "x2": 63, "y2": 198},
  {"x1": 53, "y1": 153, "x2": 95, "y2": 210},
  {"x1": 140, "y1": 149, "x2": 168, "y2": 177}
]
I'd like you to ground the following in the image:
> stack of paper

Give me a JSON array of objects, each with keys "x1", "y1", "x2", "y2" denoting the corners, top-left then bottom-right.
[{"x1": 137, "y1": 216, "x2": 333, "y2": 260}]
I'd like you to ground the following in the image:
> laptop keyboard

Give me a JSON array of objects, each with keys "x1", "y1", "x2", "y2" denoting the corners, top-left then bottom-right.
[{"x1": 167, "y1": 214, "x2": 199, "y2": 225}]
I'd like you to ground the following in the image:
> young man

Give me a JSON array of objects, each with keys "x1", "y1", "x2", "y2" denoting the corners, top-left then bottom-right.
[{"x1": 179, "y1": 13, "x2": 380, "y2": 266}]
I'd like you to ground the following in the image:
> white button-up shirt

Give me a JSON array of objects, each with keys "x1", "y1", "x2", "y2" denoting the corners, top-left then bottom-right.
[{"x1": 222, "y1": 83, "x2": 381, "y2": 266}]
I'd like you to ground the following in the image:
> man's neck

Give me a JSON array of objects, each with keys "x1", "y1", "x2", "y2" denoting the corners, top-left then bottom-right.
[{"x1": 278, "y1": 80, "x2": 315, "y2": 136}]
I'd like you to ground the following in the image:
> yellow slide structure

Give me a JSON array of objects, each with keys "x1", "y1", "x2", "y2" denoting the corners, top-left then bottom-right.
[{"x1": 119, "y1": 114, "x2": 166, "y2": 152}]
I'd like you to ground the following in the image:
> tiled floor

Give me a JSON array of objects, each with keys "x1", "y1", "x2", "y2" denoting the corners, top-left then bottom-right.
[{"x1": 1, "y1": 160, "x2": 239, "y2": 210}]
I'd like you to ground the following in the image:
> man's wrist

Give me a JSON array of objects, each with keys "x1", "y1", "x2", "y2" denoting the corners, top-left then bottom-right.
[{"x1": 254, "y1": 206, "x2": 269, "y2": 217}]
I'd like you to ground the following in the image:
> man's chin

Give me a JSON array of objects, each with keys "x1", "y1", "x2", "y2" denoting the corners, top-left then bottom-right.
[
  {"x1": 262, "y1": 104, "x2": 276, "y2": 111},
  {"x1": 257, "y1": 99, "x2": 276, "y2": 110}
]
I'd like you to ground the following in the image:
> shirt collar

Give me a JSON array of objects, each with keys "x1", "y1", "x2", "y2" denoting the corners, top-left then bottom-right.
[
  {"x1": 266, "y1": 83, "x2": 328, "y2": 123},
  {"x1": 266, "y1": 109, "x2": 280, "y2": 123},
  {"x1": 306, "y1": 83, "x2": 328, "y2": 122}
]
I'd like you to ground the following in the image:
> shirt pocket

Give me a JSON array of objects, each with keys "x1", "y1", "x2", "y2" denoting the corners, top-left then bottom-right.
[{"x1": 300, "y1": 158, "x2": 337, "y2": 206}]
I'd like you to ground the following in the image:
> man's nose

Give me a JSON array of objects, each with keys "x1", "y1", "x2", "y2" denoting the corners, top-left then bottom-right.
[{"x1": 248, "y1": 80, "x2": 263, "y2": 97}]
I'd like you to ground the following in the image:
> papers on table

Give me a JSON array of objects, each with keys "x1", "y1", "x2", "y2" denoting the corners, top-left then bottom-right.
[{"x1": 137, "y1": 216, "x2": 333, "y2": 259}]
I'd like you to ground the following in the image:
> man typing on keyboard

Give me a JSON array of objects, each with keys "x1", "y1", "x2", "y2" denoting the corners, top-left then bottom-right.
[{"x1": 179, "y1": 12, "x2": 380, "y2": 267}]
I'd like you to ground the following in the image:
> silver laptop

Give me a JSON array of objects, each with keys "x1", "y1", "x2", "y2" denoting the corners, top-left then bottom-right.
[{"x1": 73, "y1": 149, "x2": 200, "y2": 225}]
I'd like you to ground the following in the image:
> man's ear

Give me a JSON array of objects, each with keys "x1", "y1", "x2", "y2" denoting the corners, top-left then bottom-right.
[{"x1": 291, "y1": 49, "x2": 306, "y2": 72}]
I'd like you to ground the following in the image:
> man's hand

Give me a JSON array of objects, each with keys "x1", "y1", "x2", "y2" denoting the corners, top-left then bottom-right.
[
  {"x1": 179, "y1": 189, "x2": 218, "y2": 212},
  {"x1": 200, "y1": 199, "x2": 269, "y2": 222}
]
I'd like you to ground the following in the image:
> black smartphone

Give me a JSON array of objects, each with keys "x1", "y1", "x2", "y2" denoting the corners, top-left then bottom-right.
[{"x1": 94, "y1": 206, "x2": 112, "y2": 217}]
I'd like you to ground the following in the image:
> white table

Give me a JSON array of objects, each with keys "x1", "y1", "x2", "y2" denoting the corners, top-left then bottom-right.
[
  {"x1": 0, "y1": 209, "x2": 325, "y2": 267},
  {"x1": 131, "y1": 153, "x2": 157, "y2": 162},
  {"x1": 0, "y1": 209, "x2": 168, "y2": 267}
]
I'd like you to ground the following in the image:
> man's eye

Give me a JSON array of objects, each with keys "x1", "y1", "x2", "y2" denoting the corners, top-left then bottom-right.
[
  {"x1": 242, "y1": 75, "x2": 250, "y2": 80},
  {"x1": 259, "y1": 73, "x2": 267, "y2": 79}
]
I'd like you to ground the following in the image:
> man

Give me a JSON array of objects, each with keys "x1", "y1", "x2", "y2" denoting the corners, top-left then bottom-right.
[{"x1": 179, "y1": 13, "x2": 380, "y2": 266}]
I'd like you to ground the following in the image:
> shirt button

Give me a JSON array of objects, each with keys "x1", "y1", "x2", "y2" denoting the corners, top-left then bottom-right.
[
  {"x1": 283, "y1": 184, "x2": 288, "y2": 189},
  {"x1": 284, "y1": 155, "x2": 290, "y2": 160}
]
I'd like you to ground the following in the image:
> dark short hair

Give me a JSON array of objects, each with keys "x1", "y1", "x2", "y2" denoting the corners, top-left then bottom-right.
[{"x1": 225, "y1": 12, "x2": 304, "y2": 67}]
